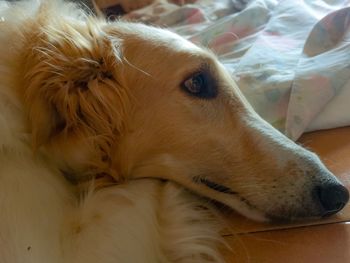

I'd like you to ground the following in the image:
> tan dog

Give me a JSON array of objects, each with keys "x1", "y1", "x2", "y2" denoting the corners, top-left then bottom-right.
[
  {"x1": 5, "y1": 0, "x2": 346, "y2": 222},
  {"x1": 0, "y1": 1, "x2": 348, "y2": 262}
]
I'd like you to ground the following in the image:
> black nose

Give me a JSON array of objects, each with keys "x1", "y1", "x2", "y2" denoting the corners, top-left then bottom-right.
[{"x1": 317, "y1": 184, "x2": 349, "y2": 216}]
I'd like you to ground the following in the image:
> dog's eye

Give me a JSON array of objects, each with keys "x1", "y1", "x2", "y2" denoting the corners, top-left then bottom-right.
[
  {"x1": 184, "y1": 73, "x2": 204, "y2": 94},
  {"x1": 181, "y1": 72, "x2": 217, "y2": 99}
]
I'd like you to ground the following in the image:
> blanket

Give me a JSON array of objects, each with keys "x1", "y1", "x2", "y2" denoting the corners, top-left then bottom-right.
[{"x1": 125, "y1": 0, "x2": 350, "y2": 140}]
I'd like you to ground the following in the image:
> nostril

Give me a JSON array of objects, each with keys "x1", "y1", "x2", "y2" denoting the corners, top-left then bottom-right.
[{"x1": 316, "y1": 184, "x2": 349, "y2": 216}]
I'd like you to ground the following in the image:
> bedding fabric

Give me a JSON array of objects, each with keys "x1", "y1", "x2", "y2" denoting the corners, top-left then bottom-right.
[{"x1": 126, "y1": 0, "x2": 350, "y2": 140}]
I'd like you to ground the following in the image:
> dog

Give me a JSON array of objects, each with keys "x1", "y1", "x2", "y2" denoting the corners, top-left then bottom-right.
[{"x1": 0, "y1": 0, "x2": 348, "y2": 262}]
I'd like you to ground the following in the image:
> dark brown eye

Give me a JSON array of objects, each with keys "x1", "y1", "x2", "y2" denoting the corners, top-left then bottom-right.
[
  {"x1": 181, "y1": 72, "x2": 217, "y2": 99},
  {"x1": 184, "y1": 73, "x2": 204, "y2": 94}
]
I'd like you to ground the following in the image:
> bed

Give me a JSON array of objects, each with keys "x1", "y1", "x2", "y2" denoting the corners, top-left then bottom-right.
[{"x1": 122, "y1": 0, "x2": 350, "y2": 141}]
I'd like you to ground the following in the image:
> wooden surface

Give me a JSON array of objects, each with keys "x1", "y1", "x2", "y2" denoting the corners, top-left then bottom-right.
[
  {"x1": 222, "y1": 222, "x2": 350, "y2": 263},
  {"x1": 222, "y1": 127, "x2": 350, "y2": 263}
]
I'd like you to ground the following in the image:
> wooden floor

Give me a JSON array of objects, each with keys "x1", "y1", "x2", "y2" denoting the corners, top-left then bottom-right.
[{"x1": 222, "y1": 127, "x2": 350, "y2": 263}]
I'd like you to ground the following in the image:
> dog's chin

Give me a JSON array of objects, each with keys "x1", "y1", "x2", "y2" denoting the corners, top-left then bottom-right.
[
  {"x1": 264, "y1": 213, "x2": 323, "y2": 223},
  {"x1": 263, "y1": 206, "x2": 334, "y2": 223},
  {"x1": 219, "y1": 197, "x2": 325, "y2": 223},
  {"x1": 233, "y1": 204, "x2": 327, "y2": 223}
]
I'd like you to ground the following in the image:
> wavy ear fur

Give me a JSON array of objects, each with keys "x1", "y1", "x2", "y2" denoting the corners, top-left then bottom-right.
[{"x1": 21, "y1": 10, "x2": 128, "y2": 180}]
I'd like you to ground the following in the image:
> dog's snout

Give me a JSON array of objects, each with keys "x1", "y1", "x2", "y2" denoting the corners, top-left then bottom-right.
[{"x1": 316, "y1": 183, "x2": 349, "y2": 216}]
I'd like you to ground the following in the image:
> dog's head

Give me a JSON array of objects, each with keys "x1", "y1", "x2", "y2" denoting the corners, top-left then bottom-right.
[{"x1": 17, "y1": 4, "x2": 348, "y2": 221}]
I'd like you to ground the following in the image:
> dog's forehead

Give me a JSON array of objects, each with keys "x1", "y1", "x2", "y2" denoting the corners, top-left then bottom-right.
[
  {"x1": 115, "y1": 23, "x2": 222, "y2": 75},
  {"x1": 121, "y1": 23, "x2": 203, "y2": 54},
  {"x1": 149, "y1": 28, "x2": 198, "y2": 51}
]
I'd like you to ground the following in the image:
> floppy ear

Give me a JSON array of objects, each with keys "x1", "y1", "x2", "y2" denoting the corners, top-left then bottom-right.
[{"x1": 22, "y1": 19, "x2": 128, "y2": 177}]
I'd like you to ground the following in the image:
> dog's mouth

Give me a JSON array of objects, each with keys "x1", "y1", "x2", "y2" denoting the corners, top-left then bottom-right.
[{"x1": 192, "y1": 176, "x2": 236, "y2": 195}]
